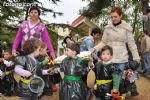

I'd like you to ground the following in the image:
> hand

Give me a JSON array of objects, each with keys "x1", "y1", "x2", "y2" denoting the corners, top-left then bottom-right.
[
  {"x1": 47, "y1": 68, "x2": 54, "y2": 75},
  {"x1": 90, "y1": 48, "x2": 96, "y2": 53},
  {"x1": 97, "y1": 58, "x2": 102, "y2": 62},
  {"x1": 88, "y1": 62, "x2": 95, "y2": 70},
  {"x1": 12, "y1": 50, "x2": 17, "y2": 56},
  {"x1": 24, "y1": 71, "x2": 32, "y2": 78},
  {"x1": 0, "y1": 58, "x2": 4, "y2": 62},
  {"x1": 50, "y1": 52, "x2": 55, "y2": 58},
  {"x1": 45, "y1": 56, "x2": 49, "y2": 62},
  {"x1": 135, "y1": 59, "x2": 141, "y2": 64},
  {"x1": 89, "y1": 65, "x2": 94, "y2": 70}
]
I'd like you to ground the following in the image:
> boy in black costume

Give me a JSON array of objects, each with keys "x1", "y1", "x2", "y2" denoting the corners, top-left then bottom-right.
[
  {"x1": 49, "y1": 43, "x2": 92, "y2": 100},
  {"x1": 0, "y1": 49, "x2": 16, "y2": 96}
]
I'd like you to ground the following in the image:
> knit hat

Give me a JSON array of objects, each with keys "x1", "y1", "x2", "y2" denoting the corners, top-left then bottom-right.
[{"x1": 67, "y1": 43, "x2": 80, "y2": 54}]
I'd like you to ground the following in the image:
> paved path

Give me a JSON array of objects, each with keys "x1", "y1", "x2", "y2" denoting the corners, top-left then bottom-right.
[{"x1": 0, "y1": 71, "x2": 150, "y2": 100}]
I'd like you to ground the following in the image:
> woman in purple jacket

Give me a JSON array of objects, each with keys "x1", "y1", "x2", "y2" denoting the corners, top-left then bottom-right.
[{"x1": 12, "y1": 6, "x2": 55, "y2": 58}]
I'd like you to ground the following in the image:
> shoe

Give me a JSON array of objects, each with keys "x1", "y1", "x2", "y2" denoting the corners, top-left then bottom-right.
[
  {"x1": 144, "y1": 72, "x2": 150, "y2": 75},
  {"x1": 141, "y1": 70, "x2": 146, "y2": 74},
  {"x1": 52, "y1": 84, "x2": 57, "y2": 92},
  {"x1": 131, "y1": 91, "x2": 139, "y2": 96}
]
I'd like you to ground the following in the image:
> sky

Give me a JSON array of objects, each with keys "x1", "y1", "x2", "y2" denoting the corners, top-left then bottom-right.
[{"x1": 40, "y1": 0, "x2": 88, "y2": 24}]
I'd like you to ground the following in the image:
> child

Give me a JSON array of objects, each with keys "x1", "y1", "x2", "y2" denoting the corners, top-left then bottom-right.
[
  {"x1": 14, "y1": 38, "x2": 51, "y2": 100},
  {"x1": 93, "y1": 45, "x2": 121, "y2": 100},
  {"x1": 62, "y1": 36, "x2": 74, "y2": 51},
  {"x1": 37, "y1": 41, "x2": 53, "y2": 96},
  {"x1": 0, "y1": 49, "x2": 16, "y2": 96},
  {"x1": 120, "y1": 60, "x2": 139, "y2": 96},
  {"x1": 49, "y1": 43, "x2": 92, "y2": 100}
]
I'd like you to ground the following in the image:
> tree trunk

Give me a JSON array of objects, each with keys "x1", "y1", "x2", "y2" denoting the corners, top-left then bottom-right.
[{"x1": 132, "y1": 6, "x2": 138, "y2": 33}]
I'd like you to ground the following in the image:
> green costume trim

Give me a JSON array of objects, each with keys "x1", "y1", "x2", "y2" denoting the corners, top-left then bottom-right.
[{"x1": 64, "y1": 75, "x2": 81, "y2": 80}]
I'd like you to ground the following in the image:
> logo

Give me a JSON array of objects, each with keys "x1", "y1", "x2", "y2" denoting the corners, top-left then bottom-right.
[{"x1": 3, "y1": 1, "x2": 38, "y2": 7}]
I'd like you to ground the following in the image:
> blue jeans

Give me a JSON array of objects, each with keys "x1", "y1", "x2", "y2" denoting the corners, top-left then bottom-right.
[
  {"x1": 116, "y1": 63, "x2": 127, "y2": 80},
  {"x1": 142, "y1": 52, "x2": 150, "y2": 73}
]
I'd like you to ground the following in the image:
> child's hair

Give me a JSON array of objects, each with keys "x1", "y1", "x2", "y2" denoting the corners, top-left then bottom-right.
[
  {"x1": 63, "y1": 36, "x2": 72, "y2": 44},
  {"x1": 100, "y1": 45, "x2": 113, "y2": 56},
  {"x1": 67, "y1": 43, "x2": 80, "y2": 54},
  {"x1": 90, "y1": 27, "x2": 101, "y2": 36},
  {"x1": 23, "y1": 38, "x2": 41, "y2": 55},
  {"x1": 39, "y1": 40, "x2": 46, "y2": 49},
  {"x1": 3, "y1": 48, "x2": 12, "y2": 55}
]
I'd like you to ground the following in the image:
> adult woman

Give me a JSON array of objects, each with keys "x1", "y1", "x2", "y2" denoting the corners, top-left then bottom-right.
[
  {"x1": 91, "y1": 6, "x2": 140, "y2": 97},
  {"x1": 12, "y1": 6, "x2": 55, "y2": 58}
]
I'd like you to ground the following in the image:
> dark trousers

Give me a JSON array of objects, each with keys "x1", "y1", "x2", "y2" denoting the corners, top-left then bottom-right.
[
  {"x1": 42, "y1": 75, "x2": 53, "y2": 96},
  {"x1": 81, "y1": 74, "x2": 88, "y2": 85},
  {"x1": 3, "y1": 74, "x2": 16, "y2": 96},
  {"x1": 119, "y1": 79, "x2": 138, "y2": 94},
  {"x1": 0, "y1": 80, "x2": 4, "y2": 93}
]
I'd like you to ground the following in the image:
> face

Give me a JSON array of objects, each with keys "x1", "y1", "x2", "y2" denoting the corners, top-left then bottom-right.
[
  {"x1": 29, "y1": 10, "x2": 39, "y2": 21},
  {"x1": 66, "y1": 38, "x2": 73, "y2": 44},
  {"x1": 93, "y1": 33, "x2": 100, "y2": 40},
  {"x1": 147, "y1": 12, "x2": 150, "y2": 18},
  {"x1": 34, "y1": 47, "x2": 40, "y2": 57},
  {"x1": 66, "y1": 48, "x2": 76, "y2": 57},
  {"x1": 111, "y1": 12, "x2": 122, "y2": 24},
  {"x1": 40, "y1": 47, "x2": 47, "y2": 56},
  {"x1": 3, "y1": 52, "x2": 12, "y2": 60},
  {"x1": 101, "y1": 50, "x2": 112, "y2": 62}
]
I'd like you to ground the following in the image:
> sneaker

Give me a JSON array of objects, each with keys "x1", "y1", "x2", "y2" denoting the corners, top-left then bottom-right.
[
  {"x1": 0, "y1": 93, "x2": 4, "y2": 96},
  {"x1": 131, "y1": 91, "x2": 139, "y2": 96}
]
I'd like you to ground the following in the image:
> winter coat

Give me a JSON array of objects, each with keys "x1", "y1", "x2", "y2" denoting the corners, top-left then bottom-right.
[
  {"x1": 94, "y1": 21, "x2": 140, "y2": 63},
  {"x1": 140, "y1": 35, "x2": 150, "y2": 53}
]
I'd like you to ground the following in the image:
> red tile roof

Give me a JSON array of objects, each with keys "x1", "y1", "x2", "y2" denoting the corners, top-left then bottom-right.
[{"x1": 71, "y1": 16, "x2": 84, "y2": 26}]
